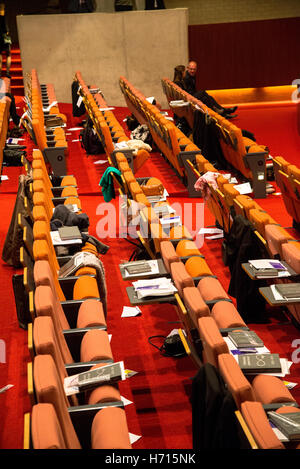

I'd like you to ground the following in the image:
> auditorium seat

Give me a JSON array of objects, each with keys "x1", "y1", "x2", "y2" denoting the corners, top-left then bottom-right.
[
  {"x1": 197, "y1": 277, "x2": 230, "y2": 303},
  {"x1": 182, "y1": 286, "x2": 210, "y2": 327},
  {"x1": 32, "y1": 354, "x2": 131, "y2": 449},
  {"x1": 218, "y1": 353, "x2": 296, "y2": 410},
  {"x1": 197, "y1": 317, "x2": 229, "y2": 368},
  {"x1": 33, "y1": 261, "x2": 105, "y2": 329},
  {"x1": 240, "y1": 401, "x2": 285, "y2": 449},
  {"x1": 264, "y1": 224, "x2": 294, "y2": 259},
  {"x1": 170, "y1": 261, "x2": 194, "y2": 297},
  {"x1": 210, "y1": 301, "x2": 247, "y2": 329},
  {"x1": 32, "y1": 316, "x2": 117, "y2": 406}
]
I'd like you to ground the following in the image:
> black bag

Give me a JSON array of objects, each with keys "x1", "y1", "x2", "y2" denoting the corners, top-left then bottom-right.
[
  {"x1": 125, "y1": 114, "x2": 139, "y2": 131},
  {"x1": 71, "y1": 80, "x2": 86, "y2": 117},
  {"x1": 3, "y1": 147, "x2": 27, "y2": 167},
  {"x1": 79, "y1": 118, "x2": 104, "y2": 155},
  {"x1": 12, "y1": 274, "x2": 32, "y2": 329}
]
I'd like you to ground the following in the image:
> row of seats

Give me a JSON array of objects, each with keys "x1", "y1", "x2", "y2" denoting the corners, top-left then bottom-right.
[
  {"x1": 73, "y1": 71, "x2": 149, "y2": 174},
  {"x1": 20, "y1": 146, "x2": 133, "y2": 449},
  {"x1": 164, "y1": 246, "x2": 300, "y2": 448},
  {"x1": 192, "y1": 146, "x2": 300, "y2": 325},
  {"x1": 120, "y1": 76, "x2": 202, "y2": 182},
  {"x1": 115, "y1": 79, "x2": 300, "y2": 448},
  {"x1": 161, "y1": 77, "x2": 270, "y2": 182},
  {"x1": 115, "y1": 151, "x2": 300, "y2": 448},
  {"x1": 0, "y1": 77, "x2": 11, "y2": 174},
  {"x1": 116, "y1": 162, "x2": 300, "y2": 449},
  {"x1": 24, "y1": 69, "x2": 68, "y2": 176},
  {"x1": 273, "y1": 156, "x2": 300, "y2": 230}
]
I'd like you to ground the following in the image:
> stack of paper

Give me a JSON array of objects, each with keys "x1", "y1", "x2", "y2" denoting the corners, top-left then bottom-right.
[
  {"x1": 133, "y1": 277, "x2": 177, "y2": 299},
  {"x1": 249, "y1": 259, "x2": 290, "y2": 278}
]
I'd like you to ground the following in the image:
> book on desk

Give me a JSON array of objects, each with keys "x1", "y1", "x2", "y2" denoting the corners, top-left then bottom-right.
[{"x1": 238, "y1": 353, "x2": 282, "y2": 374}]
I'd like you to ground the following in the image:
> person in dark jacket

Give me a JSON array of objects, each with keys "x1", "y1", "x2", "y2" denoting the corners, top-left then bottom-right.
[{"x1": 184, "y1": 61, "x2": 238, "y2": 119}]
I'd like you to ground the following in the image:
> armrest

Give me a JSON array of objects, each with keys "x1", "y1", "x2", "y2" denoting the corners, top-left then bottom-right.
[
  {"x1": 63, "y1": 326, "x2": 106, "y2": 360},
  {"x1": 68, "y1": 401, "x2": 124, "y2": 449}
]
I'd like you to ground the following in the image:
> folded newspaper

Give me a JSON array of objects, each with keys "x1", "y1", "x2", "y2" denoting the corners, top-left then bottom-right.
[{"x1": 132, "y1": 277, "x2": 177, "y2": 299}]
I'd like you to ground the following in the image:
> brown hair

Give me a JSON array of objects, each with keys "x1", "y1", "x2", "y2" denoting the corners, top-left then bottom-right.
[{"x1": 173, "y1": 65, "x2": 185, "y2": 83}]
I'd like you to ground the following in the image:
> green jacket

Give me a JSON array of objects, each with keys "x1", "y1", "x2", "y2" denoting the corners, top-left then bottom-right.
[{"x1": 99, "y1": 167, "x2": 122, "y2": 202}]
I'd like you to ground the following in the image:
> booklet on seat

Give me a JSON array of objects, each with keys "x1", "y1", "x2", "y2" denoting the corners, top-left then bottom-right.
[
  {"x1": 228, "y1": 330, "x2": 264, "y2": 349},
  {"x1": 58, "y1": 226, "x2": 82, "y2": 241},
  {"x1": 268, "y1": 411, "x2": 300, "y2": 441},
  {"x1": 238, "y1": 353, "x2": 282, "y2": 374}
]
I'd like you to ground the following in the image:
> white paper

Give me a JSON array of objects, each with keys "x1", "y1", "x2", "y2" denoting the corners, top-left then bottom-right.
[
  {"x1": 125, "y1": 369, "x2": 138, "y2": 378},
  {"x1": 43, "y1": 101, "x2": 58, "y2": 112},
  {"x1": 129, "y1": 433, "x2": 141, "y2": 445},
  {"x1": 94, "y1": 159, "x2": 108, "y2": 165},
  {"x1": 0, "y1": 175, "x2": 9, "y2": 181},
  {"x1": 234, "y1": 182, "x2": 252, "y2": 195},
  {"x1": 99, "y1": 107, "x2": 115, "y2": 111},
  {"x1": 67, "y1": 127, "x2": 83, "y2": 131},
  {"x1": 122, "y1": 306, "x2": 141, "y2": 318},
  {"x1": 205, "y1": 233, "x2": 224, "y2": 240},
  {"x1": 270, "y1": 284, "x2": 284, "y2": 301},
  {"x1": 283, "y1": 380, "x2": 298, "y2": 390},
  {"x1": 133, "y1": 277, "x2": 177, "y2": 299},
  {"x1": 0, "y1": 384, "x2": 14, "y2": 393},
  {"x1": 249, "y1": 259, "x2": 287, "y2": 271},
  {"x1": 72, "y1": 139, "x2": 80, "y2": 142},
  {"x1": 198, "y1": 227, "x2": 223, "y2": 235},
  {"x1": 76, "y1": 95, "x2": 83, "y2": 107},
  {"x1": 121, "y1": 396, "x2": 133, "y2": 406},
  {"x1": 160, "y1": 215, "x2": 181, "y2": 227}
]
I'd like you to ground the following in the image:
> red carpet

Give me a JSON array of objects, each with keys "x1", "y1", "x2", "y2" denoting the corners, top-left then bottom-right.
[{"x1": 0, "y1": 100, "x2": 300, "y2": 449}]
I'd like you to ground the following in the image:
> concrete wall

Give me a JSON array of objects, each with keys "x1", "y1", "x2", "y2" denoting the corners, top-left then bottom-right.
[{"x1": 17, "y1": 9, "x2": 188, "y2": 107}]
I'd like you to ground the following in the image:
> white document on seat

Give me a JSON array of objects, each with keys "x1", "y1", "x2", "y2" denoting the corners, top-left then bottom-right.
[
  {"x1": 133, "y1": 277, "x2": 177, "y2": 299},
  {"x1": 234, "y1": 182, "x2": 252, "y2": 195}
]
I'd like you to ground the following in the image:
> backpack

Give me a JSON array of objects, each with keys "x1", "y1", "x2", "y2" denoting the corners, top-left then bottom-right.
[
  {"x1": 79, "y1": 118, "x2": 104, "y2": 155},
  {"x1": 3, "y1": 147, "x2": 27, "y2": 167}
]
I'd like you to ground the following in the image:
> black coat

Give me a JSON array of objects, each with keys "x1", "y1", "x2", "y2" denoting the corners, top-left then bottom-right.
[
  {"x1": 191, "y1": 363, "x2": 241, "y2": 449},
  {"x1": 226, "y1": 215, "x2": 269, "y2": 323}
]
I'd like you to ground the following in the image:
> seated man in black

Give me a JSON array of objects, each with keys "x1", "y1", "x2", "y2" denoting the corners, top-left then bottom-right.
[{"x1": 184, "y1": 61, "x2": 237, "y2": 119}]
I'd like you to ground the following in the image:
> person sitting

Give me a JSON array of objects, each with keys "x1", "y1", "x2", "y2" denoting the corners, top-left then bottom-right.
[
  {"x1": 173, "y1": 64, "x2": 186, "y2": 89},
  {"x1": 183, "y1": 61, "x2": 238, "y2": 119},
  {"x1": 172, "y1": 65, "x2": 192, "y2": 137}
]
